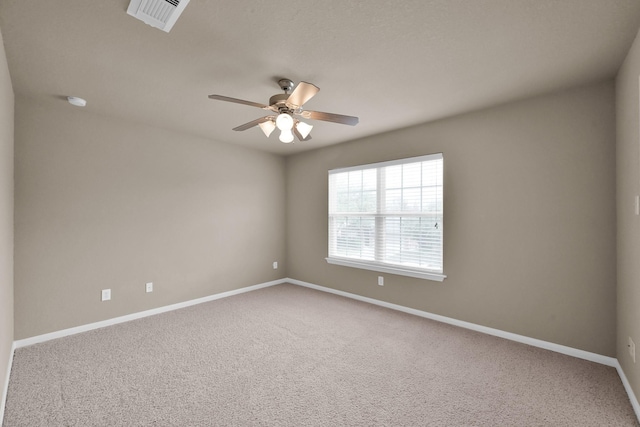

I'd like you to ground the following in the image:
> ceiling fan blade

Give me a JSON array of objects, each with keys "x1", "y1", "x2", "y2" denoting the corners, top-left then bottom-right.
[
  {"x1": 293, "y1": 127, "x2": 312, "y2": 142},
  {"x1": 208, "y1": 94, "x2": 271, "y2": 110},
  {"x1": 232, "y1": 116, "x2": 273, "y2": 131},
  {"x1": 286, "y1": 82, "x2": 320, "y2": 109},
  {"x1": 300, "y1": 110, "x2": 359, "y2": 126}
]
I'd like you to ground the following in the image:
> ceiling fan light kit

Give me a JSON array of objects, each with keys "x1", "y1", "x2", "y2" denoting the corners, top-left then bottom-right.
[
  {"x1": 279, "y1": 129, "x2": 295, "y2": 143},
  {"x1": 208, "y1": 78, "x2": 358, "y2": 144},
  {"x1": 295, "y1": 120, "x2": 313, "y2": 139},
  {"x1": 258, "y1": 120, "x2": 276, "y2": 138},
  {"x1": 275, "y1": 113, "x2": 294, "y2": 131}
]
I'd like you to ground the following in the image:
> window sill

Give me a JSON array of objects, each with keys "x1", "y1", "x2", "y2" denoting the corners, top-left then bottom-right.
[{"x1": 325, "y1": 257, "x2": 446, "y2": 282}]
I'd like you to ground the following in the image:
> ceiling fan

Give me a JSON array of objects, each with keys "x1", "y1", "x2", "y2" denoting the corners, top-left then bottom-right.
[{"x1": 208, "y1": 79, "x2": 359, "y2": 143}]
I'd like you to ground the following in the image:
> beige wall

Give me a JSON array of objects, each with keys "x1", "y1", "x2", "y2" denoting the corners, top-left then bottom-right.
[
  {"x1": 13, "y1": 97, "x2": 286, "y2": 339},
  {"x1": 616, "y1": 29, "x2": 640, "y2": 402},
  {"x1": 0, "y1": 24, "x2": 14, "y2": 415},
  {"x1": 287, "y1": 82, "x2": 616, "y2": 356}
]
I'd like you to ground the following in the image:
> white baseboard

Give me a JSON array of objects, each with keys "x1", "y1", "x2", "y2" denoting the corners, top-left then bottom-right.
[
  {"x1": 286, "y1": 278, "x2": 616, "y2": 366},
  {"x1": 14, "y1": 276, "x2": 617, "y2": 365},
  {"x1": 615, "y1": 360, "x2": 640, "y2": 422},
  {"x1": 14, "y1": 278, "x2": 287, "y2": 349},
  {"x1": 0, "y1": 341, "x2": 16, "y2": 425},
  {"x1": 286, "y1": 278, "x2": 640, "y2": 423},
  {"x1": 6, "y1": 276, "x2": 638, "y2": 424}
]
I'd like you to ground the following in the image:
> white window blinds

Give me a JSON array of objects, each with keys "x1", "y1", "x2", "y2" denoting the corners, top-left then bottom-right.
[{"x1": 327, "y1": 153, "x2": 444, "y2": 281}]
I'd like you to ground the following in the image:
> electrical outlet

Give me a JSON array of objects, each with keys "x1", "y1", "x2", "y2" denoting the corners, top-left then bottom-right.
[
  {"x1": 378, "y1": 276, "x2": 384, "y2": 286},
  {"x1": 101, "y1": 289, "x2": 111, "y2": 301},
  {"x1": 273, "y1": 261, "x2": 278, "y2": 269},
  {"x1": 145, "y1": 282, "x2": 153, "y2": 293},
  {"x1": 629, "y1": 337, "x2": 636, "y2": 363}
]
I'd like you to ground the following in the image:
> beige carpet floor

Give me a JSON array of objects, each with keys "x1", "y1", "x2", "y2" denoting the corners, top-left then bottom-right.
[{"x1": 3, "y1": 283, "x2": 639, "y2": 426}]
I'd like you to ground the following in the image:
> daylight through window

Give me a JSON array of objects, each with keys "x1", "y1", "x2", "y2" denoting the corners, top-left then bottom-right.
[{"x1": 327, "y1": 153, "x2": 445, "y2": 281}]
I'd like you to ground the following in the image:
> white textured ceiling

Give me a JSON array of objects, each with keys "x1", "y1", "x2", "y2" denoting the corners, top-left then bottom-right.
[{"x1": 1, "y1": 1, "x2": 639, "y2": 155}]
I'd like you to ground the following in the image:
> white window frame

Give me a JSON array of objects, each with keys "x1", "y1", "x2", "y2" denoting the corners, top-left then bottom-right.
[{"x1": 326, "y1": 153, "x2": 446, "y2": 282}]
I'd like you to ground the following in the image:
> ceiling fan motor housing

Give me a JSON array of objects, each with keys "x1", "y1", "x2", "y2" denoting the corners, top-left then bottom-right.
[{"x1": 269, "y1": 93, "x2": 292, "y2": 114}]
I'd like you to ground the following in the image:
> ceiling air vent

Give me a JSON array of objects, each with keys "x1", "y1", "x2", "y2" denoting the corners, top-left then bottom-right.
[{"x1": 127, "y1": 0, "x2": 191, "y2": 33}]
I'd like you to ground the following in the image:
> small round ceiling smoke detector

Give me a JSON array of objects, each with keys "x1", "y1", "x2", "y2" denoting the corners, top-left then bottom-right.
[{"x1": 67, "y1": 96, "x2": 87, "y2": 107}]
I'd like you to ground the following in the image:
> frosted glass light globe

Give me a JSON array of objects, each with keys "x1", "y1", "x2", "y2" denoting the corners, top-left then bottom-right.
[
  {"x1": 275, "y1": 113, "x2": 294, "y2": 131},
  {"x1": 279, "y1": 129, "x2": 294, "y2": 143}
]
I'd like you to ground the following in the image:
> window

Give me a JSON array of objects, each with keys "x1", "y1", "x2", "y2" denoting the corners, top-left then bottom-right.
[{"x1": 327, "y1": 153, "x2": 445, "y2": 281}]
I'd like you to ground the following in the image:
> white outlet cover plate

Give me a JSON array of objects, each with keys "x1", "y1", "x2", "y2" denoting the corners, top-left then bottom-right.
[
  {"x1": 101, "y1": 289, "x2": 111, "y2": 301},
  {"x1": 146, "y1": 282, "x2": 153, "y2": 293}
]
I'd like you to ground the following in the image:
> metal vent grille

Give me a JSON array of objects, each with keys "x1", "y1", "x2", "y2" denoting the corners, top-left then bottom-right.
[
  {"x1": 142, "y1": 0, "x2": 177, "y2": 22},
  {"x1": 127, "y1": 0, "x2": 190, "y2": 33}
]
